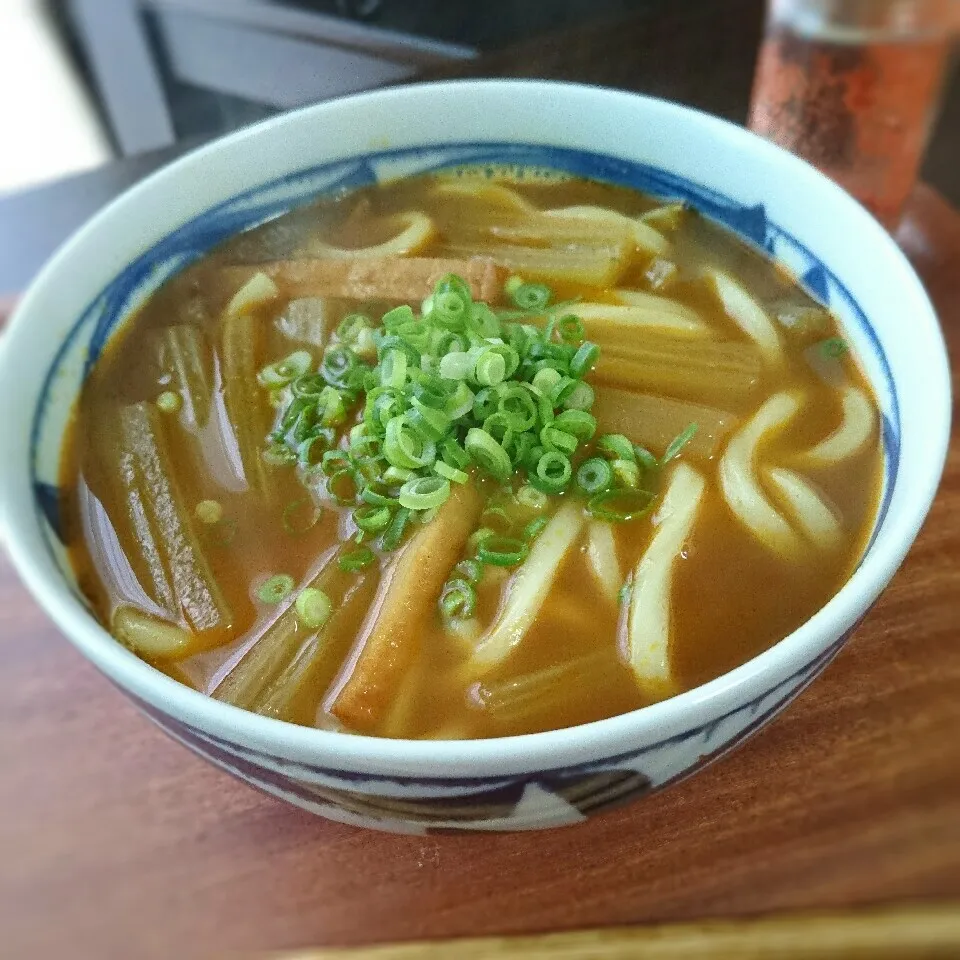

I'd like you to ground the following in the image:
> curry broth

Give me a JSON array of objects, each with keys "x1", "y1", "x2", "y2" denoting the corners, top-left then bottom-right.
[{"x1": 60, "y1": 171, "x2": 884, "y2": 739}]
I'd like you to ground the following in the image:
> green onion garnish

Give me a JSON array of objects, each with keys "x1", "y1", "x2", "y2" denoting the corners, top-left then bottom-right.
[
  {"x1": 454, "y1": 558, "x2": 483, "y2": 584},
  {"x1": 295, "y1": 587, "x2": 332, "y2": 629},
  {"x1": 398, "y1": 475, "x2": 451, "y2": 511},
  {"x1": 257, "y1": 574, "x2": 295, "y2": 604},
  {"x1": 258, "y1": 350, "x2": 312, "y2": 387},
  {"x1": 257, "y1": 271, "x2": 681, "y2": 570},
  {"x1": 477, "y1": 535, "x2": 530, "y2": 568},
  {"x1": 576, "y1": 457, "x2": 614, "y2": 495},
  {"x1": 338, "y1": 546, "x2": 376, "y2": 572},
  {"x1": 588, "y1": 488, "x2": 656, "y2": 523},
  {"x1": 440, "y1": 578, "x2": 477, "y2": 618},
  {"x1": 283, "y1": 498, "x2": 320, "y2": 536},
  {"x1": 662, "y1": 423, "x2": 699, "y2": 464},
  {"x1": 523, "y1": 515, "x2": 549, "y2": 540},
  {"x1": 156, "y1": 390, "x2": 182, "y2": 414},
  {"x1": 511, "y1": 282, "x2": 551, "y2": 311},
  {"x1": 820, "y1": 337, "x2": 849, "y2": 358},
  {"x1": 380, "y1": 507, "x2": 413, "y2": 551},
  {"x1": 353, "y1": 503, "x2": 392, "y2": 533},
  {"x1": 194, "y1": 499, "x2": 223, "y2": 525}
]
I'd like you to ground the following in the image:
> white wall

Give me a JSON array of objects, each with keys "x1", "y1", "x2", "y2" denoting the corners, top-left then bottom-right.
[{"x1": 0, "y1": 0, "x2": 111, "y2": 195}]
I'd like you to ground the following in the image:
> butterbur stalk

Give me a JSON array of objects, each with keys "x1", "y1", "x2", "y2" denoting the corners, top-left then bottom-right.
[
  {"x1": 159, "y1": 325, "x2": 213, "y2": 428},
  {"x1": 110, "y1": 403, "x2": 230, "y2": 634},
  {"x1": 592, "y1": 335, "x2": 763, "y2": 407},
  {"x1": 221, "y1": 310, "x2": 272, "y2": 499},
  {"x1": 591, "y1": 385, "x2": 739, "y2": 460},
  {"x1": 213, "y1": 548, "x2": 347, "y2": 709}
]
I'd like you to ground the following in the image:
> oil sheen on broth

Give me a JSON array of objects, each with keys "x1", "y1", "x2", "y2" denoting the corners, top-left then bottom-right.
[{"x1": 60, "y1": 170, "x2": 883, "y2": 740}]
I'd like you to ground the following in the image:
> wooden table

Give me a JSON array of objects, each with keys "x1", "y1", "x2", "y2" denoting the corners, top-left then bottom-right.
[{"x1": 2, "y1": 10, "x2": 960, "y2": 960}]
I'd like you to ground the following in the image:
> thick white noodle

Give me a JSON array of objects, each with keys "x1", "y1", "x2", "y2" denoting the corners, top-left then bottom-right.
[
  {"x1": 720, "y1": 391, "x2": 804, "y2": 555},
  {"x1": 575, "y1": 301, "x2": 709, "y2": 338},
  {"x1": 766, "y1": 467, "x2": 844, "y2": 549},
  {"x1": 627, "y1": 462, "x2": 705, "y2": 698},
  {"x1": 804, "y1": 385, "x2": 876, "y2": 464},
  {"x1": 225, "y1": 270, "x2": 279, "y2": 317},
  {"x1": 469, "y1": 501, "x2": 585, "y2": 670},
  {"x1": 710, "y1": 269, "x2": 783, "y2": 364},
  {"x1": 586, "y1": 520, "x2": 623, "y2": 606},
  {"x1": 544, "y1": 204, "x2": 669, "y2": 255},
  {"x1": 308, "y1": 211, "x2": 435, "y2": 259}
]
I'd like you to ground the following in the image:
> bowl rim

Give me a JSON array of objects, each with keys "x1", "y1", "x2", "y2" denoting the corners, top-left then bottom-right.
[{"x1": 0, "y1": 78, "x2": 951, "y2": 779}]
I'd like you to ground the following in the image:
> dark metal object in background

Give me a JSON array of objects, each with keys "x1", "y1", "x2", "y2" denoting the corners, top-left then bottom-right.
[
  {"x1": 56, "y1": 0, "x2": 646, "y2": 157},
  {"x1": 60, "y1": 0, "x2": 478, "y2": 156}
]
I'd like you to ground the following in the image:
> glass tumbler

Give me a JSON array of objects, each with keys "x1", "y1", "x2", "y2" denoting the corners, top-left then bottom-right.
[{"x1": 749, "y1": 0, "x2": 959, "y2": 227}]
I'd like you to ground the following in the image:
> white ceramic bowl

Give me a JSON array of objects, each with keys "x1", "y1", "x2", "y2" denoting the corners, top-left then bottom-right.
[{"x1": 0, "y1": 81, "x2": 949, "y2": 833}]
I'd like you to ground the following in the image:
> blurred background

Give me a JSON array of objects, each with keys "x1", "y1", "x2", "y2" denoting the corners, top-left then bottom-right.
[{"x1": 3, "y1": 0, "x2": 957, "y2": 196}]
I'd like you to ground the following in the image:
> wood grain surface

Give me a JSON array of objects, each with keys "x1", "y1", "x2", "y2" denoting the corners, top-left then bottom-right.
[
  {"x1": 1, "y1": 187, "x2": 957, "y2": 960},
  {"x1": 284, "y1": 905, "x2": 960, "y2": 958}
]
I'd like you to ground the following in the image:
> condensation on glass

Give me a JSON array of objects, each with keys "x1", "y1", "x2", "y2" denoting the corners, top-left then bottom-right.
[{"x1": 750, "y1": 0, "x2": 959, "y2": 226}]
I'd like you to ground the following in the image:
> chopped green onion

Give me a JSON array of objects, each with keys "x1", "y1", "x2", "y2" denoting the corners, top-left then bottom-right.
[
  {"x1": 380, "y1": 506, "x2": 413, "y2": 550},
  {"x1": 339, "y1": 546, "x2": 376, "y2": 572},
  {"x1": 540, "y1": 425, "x2": 578, "y2": 455},
  {"x1": 588, "y1": 488, "x2": 656, "y2": 522},
  {"x1": 435, "y1": 460, "x2": 469, "y2": 484},
  {"x1": 327, "y1": 468, "x2": 358, "y2": 505},
  {"x1": 283, "y1": 498, "x2": 320, "y2": 535},
  {"x1": 454, "y1": 558, "x2": 483, "y2": 584},
  {"x1": 156, "y1": 390, "x2": 182, "y2": 414},
  {"x1": 263, "y1": 443, "x2": 297, "y2": 466},
  {"x1": 570, "y1": 341, "x2": 600, "y2": 378},
  {"x1": 321, "y1": 449, "x2": 352, "y2": 476},
  {"x1": 353, "y1": 504, "x2": 392, "y2": 532},
  {"x1": 441, "y1": 438, "x2": 471, "y2": 471},
  {"x1": 576, "y1": 457, "x2": 614, "y2": 495},
  {"x1": 295, "y1": 587, "x2": 332, "y2": 629},
  {"x1": 465, "y1": 427, "x2": 512, "y2": 482},
  {"x1": 440, "y1": 578, "x2": 477, "y2": 618},
  {"x1": 662, "y1": 423, "x2": 699, "y2": 463},
  {"x1": 504, "y1": 275, "x2": 525, "y2": 297},
  {"x1": 516, "y1": 484, "x2": 549, "y2": 511},
  {"x1": 533, "y1": 451, "x2": 573, "y2": 493},
  {"x1": 257, "y1": 574, "x2": 295, "y2": 604},
  {"x1": 433, "y1": 290, "x2": 469, "y2": 327},
  {"x1": 555, "y1": 314, "x2": 585, "y2": 344},
  {"x1": 467, "y1": 526, "x2": 496, "y2": 553},
  {"x1": 398, "y1": 475, "x2": 451, "y2": 511},
  {"x1": 532, "y1": 367, "x2": 562, "y2": 395},
  {"x1": 598, "y1": 434, "x2": 635, "y2": 461},
  {"x1": 259, "y1": 350, "x2": 312, "y2": 387},
  {"x1": 511, "y1": 282, "x2": 551, "y2": 311},
  {"x1": 612, "y1": 458, "x2": 641, "y2": 488},
  {"x1": 380, "y1": 349, "x2": 408, "y2": 389},
  {"x1": 553, "y1": 409, "x2": 597, "y2": 441},
  {"x1": 820, "y1": 337, "x2": 849, "y2": 358},
  {"x1": 477, "y1": 535, "x2": 530, "y2": 567},
  {"x1": 382, "y1": 304, "x2": 416, "y2": 330},
  {"x1": 383, "y1": 465, "x2": 415, "y2": 484},
  {"x1": 562, "y1": 381, "x2": 594, "y2": 411},
  {"x1": 634, "y1": 446, "x2": 659, "y2": 472},
  {"x1": 336, "y1": 313, "x2": 371, "y2": 344},
  {"x1": 361, "y1": 487, "x2": 398, "y2": 507},
  {"x1": 473, "y1": 349, "x2": 507, "y2": 387},
  {"x1": 194, "y1": 499, "x2": 223, "y2": 525},
  {"x1": 618, "y1": 582, "x2": 633, "y2": 606},
  {"x1": 523, "y1": 515, "x2": 549, "y2": 540},
  {"x1": 439, "y1": 351, "x2": 474, "y2": 381}
]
